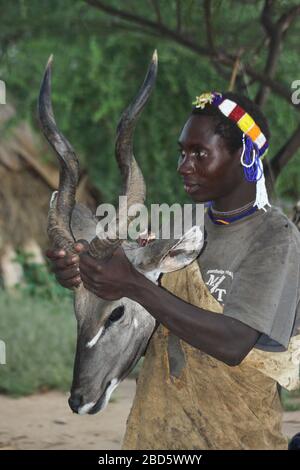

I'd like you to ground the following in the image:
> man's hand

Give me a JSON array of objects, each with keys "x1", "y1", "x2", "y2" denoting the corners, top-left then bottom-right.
[
  {"x1": 79, "y1": 245, "x2": 139, "y2": 300},
  {"x1": 46, "y1": 243, "x2": 85, "y2": 289}
]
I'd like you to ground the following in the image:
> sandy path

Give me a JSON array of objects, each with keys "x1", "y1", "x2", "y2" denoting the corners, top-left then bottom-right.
[
  {"x1": 0, "y1": 379, "x2": 298, "y2": 450},
  {"x1": 0, "y1": 379, "x2": 136, "y2": 450}
]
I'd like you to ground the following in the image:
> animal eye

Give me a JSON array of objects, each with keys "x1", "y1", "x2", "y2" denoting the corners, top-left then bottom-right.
[{"x1": 108, "y1": 305, "x2": 125, "y2": 324}]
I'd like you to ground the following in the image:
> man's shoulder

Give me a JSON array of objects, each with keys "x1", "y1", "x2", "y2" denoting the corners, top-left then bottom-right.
[
  {"x1": 257, "y1": 205, "x2": 300, "y2": 250},
  {"x1": 265, "y1": 205, "x2": 299, "y2": 237}
]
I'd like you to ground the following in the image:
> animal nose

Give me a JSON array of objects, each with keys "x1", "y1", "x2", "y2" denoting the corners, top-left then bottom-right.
[{"x1": 68, "y1": 393, "x2": 83, "y2": 413}]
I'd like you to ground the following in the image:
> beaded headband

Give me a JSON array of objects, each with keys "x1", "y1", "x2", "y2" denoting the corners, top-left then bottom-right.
[
  {"x1": 193, "y1": 92, "x2": 269, "y2": 159},
  {"x1": 192, "y1": 91, "x2": 271, "y2": 212}
]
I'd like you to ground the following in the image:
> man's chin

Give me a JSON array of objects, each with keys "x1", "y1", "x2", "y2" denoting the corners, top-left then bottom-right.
[
  {"x1": 188, "y1": 192, "x2": 211, "y2": 203},
  {"x1": 183, "y1": 185, "x2": 211, "y2": 203}
]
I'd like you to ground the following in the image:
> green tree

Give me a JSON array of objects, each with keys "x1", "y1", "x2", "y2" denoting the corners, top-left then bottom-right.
[{"x1": 0, "y1": 0, "x2": 299, "y2": 205}]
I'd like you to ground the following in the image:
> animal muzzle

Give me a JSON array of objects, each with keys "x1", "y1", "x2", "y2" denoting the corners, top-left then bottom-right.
[
  {"x1": 68, "y1": 393, "x2": 85, "y2": 414},
  {"x1": 68, "y1": 392, "x2": 97, "y2": 415},
  {"x1": 68, "y1": 379, "x2": 118, "y2": 415}
]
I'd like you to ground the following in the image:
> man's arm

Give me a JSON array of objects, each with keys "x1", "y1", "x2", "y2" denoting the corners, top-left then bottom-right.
[
  {"x1": 127, "y1": 269, "x2": 260, "y2": 366},
  {"x1": 79, "y1": 248, "x2": 261, "y2": 367}
]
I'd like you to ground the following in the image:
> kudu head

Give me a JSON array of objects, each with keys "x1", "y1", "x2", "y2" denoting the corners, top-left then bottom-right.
[{"x1": 38, "y1": 52, "x2": 203, "y2": 415}]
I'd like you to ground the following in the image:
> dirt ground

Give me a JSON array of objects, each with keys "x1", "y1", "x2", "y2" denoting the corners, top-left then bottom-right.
[{"x1": 0, "y1": 378, "x2": 299, "y2": 450}]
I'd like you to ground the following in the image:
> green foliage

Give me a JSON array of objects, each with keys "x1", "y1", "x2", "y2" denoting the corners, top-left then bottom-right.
[
  {"x1": 0, "y1": 0, "x2": 299, "y2": 207},
  {"x1": 0, "y1": 292, "x2": 75, "y2": 396},
  {"x1": 281, "y1": 387, "x2": 300, "y2": 412},
  {"x1": 276, "y1": 153, "x2": 300, "y2": 201}
]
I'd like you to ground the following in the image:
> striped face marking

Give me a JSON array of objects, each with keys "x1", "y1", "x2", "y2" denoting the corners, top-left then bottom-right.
[{"x1": 86, "y1": 326, "x2": 104, "y2": 349}]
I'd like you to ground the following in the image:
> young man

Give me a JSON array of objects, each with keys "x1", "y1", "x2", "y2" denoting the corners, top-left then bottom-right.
[{"x1": 47, "y1": 92, "x2": 300, "y2": 449}]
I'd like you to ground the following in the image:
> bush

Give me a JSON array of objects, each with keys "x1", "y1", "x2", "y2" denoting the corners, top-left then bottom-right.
[{"x1": 0, "y1": 291, "x2": 76, "y2": 396}]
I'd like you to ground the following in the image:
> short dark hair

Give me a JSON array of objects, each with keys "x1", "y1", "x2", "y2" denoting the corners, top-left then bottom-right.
[{"x1": 191, "y1": 92, "x2": 270, "y2": 153}]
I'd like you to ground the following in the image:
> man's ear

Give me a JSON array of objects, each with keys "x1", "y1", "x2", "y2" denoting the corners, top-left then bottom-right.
[{"x1": 157, "y1": 225, "x2": 203, "y2": 274}]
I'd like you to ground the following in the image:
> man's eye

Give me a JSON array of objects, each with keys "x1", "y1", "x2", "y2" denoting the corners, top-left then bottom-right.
[
  {"x1": 193, "y1": 149, "x2": 207, "y2": 158},
  {"x1": 178, "y1": 149, "x2": 207, "y2": 159}
]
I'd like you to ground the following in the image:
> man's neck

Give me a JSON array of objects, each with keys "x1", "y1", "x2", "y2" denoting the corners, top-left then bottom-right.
[{"x1": 211, "y1": 181, "x2": 256, "y2": 213}]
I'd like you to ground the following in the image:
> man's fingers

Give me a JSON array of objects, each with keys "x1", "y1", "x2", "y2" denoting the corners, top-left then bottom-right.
[
  {"x1": 52, "y1": 255, "x2": 79, "y2": 269},
  {"x1": 60, "y1": 276, "x2": 81, "y2": 289},
  {"x1": 75, "y1": 240, "x2": 90, "y2": 253},
  {"x1": 45, "y1": 249, "x2": 66, "y2": 259},
  {"x1": 45, "y1": 246, "x2": 83, "y2": 290},
  {"x1": 54, "y1": 266, "x2": 80, "y2": 281},
  {"x1": 46, "y1": 246, "x2": 84, "y2": 259},
  {"x1": 80, "y1": 253, "x2": 103, "y2": 271}
]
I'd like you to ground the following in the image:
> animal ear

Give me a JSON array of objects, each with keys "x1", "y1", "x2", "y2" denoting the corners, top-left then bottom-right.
[
  {"x1": 70, "y1": 203, "x2": 98, "y2": 243},
  {"x1": 157, "y1": 225, "x2": 203, "y2": 274}
]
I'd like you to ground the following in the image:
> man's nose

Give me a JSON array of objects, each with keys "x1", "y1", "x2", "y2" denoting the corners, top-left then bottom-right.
[{"x1": 177, "y1": 154, "x2": 196, "y2": 175}]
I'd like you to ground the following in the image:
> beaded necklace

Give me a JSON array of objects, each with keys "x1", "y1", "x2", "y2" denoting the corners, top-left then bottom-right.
[{"x1": 207, "y1": 200, "x2": 259, "y2": 225}]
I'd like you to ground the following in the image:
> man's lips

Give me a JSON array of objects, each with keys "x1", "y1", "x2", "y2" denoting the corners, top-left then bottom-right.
[{"x1": 183, "y1": 182, "x2": 202, "y2": 194}]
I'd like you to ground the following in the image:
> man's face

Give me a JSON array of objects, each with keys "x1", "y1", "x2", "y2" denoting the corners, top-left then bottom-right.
[{"x1": 177, "y1": 114, "x2": 244, "y2": 202}]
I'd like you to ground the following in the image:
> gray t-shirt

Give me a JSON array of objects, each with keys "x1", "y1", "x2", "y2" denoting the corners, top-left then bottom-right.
[{"x1": 198, "y1": 205, "x2": 300, "y2": 352}]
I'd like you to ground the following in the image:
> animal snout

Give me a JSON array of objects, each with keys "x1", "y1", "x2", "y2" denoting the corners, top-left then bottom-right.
[{"x1": 68, "y1": 393, "x2": 83, "y2": 413}]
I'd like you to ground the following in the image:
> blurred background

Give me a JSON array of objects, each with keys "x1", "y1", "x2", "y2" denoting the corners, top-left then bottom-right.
[{"x1": 0, "y1": 0, "x2": 299, "y2": 449}]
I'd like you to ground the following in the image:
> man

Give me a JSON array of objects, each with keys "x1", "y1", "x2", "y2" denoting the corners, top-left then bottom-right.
[{"x1": 47, "y1": 92, "x2": 300, "y2": 449}]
